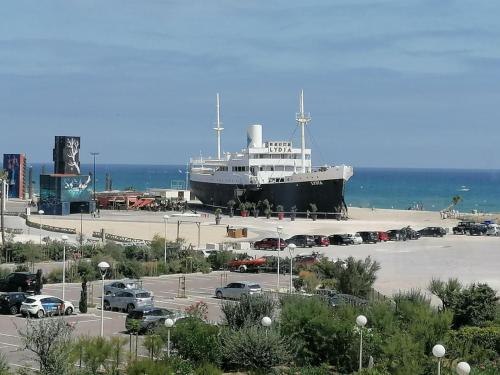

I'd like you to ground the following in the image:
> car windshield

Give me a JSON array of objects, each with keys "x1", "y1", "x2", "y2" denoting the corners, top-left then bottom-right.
[
  {"x1": 24, "y1": 298, "x2": 36, "y2": 303},
  {"x1": 135, "y1": 292, "x2": 151, "y2": 298},
  {"x1": 127, "y1": 311, "x2": 143, "y2": 319}
]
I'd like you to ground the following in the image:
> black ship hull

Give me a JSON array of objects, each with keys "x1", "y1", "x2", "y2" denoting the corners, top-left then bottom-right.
[{"x1": 190, "y1": 178, "x2": 347, "y2": 213}]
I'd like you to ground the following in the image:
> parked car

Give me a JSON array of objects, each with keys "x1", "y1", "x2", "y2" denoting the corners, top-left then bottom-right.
[
  {"x1": 452, "y1": 221, "x2": 476, "y2": 235},
  {"x1": 104, "y1": 279, "x2": 141, "y2": 296},
  {"x1": 103, "y1": 289, "x2": 154, "y2": 313},
  {"x1": 0, "y1": 292, "x2": 27, "y2": 315},
  {"x1": 0, "y1": 272, "x2": 38, "y2": 293},
  {"x1": 402, "y1": 226, "x2": 421, "y2": 240},
  {"x1": 253, "y1": 238, "x2": 287, "y2": 250},
  {"x1": 357, "y1": 231, "x2": 379, "y2": 244},
  {"x1": 286, "y1": 235, "x2": 315, "y2": 248},
  {"x1": 346, "y1": 233, "x2": 363, "y2": 245},
  {"x1": 313, "y1": 235, "x2": 330, "y2": 247},
  {"x1": 329, "y1": 234, "x2": 353, "y2": 245},
  {"x1": 125, "y1": 307, "x2": 186, "y2": 333},
  {"x1": 215, "y1": 281, "x2": 262, "y2": 300},
  {"x1": 20, "y1": 295, "x2": 74, "y2": 318},
  {"x1": 485, "y1": 223, "x2": 499, "y2": 236},
  {"x1": 418, "y1": 227, "x2": 446, "y2": 237},
  {"x1": 378, "y1": 231, "x2": 390, "y2": 242},
  {"x1": 294, "y1": 253, "x2": 321, "y2": 267},
  {"x1": 386, "y1": 229, "x2": 405, "y2": 241},
  {"x1": 469, "y1": 224, "x2": 487, "y2": 236}
]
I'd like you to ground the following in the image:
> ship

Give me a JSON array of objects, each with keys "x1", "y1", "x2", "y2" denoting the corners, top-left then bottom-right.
[{"x1": 189, "y1": 91, "x2": 353, "y2": 216}]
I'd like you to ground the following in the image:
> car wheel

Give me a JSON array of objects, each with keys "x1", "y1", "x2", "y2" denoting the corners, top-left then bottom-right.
[
  {"x1": 216, "y1": 291, "x2": 223, "y2": 299},
  {"x1": 10, "y1": 305, "x2": 18, "y2": 315},
  {"x1": 126, "y1": 304, "x2": 135, "y2": 313},
  {"x1": 65, "y1": 307, "x2": 73, "y2": 316},
  {"x1": 37, "y1": 310, "x2": 45, "y2": 319},
  {"x1": 103, "y1": 301, "x2": 111, "y2": 311}
]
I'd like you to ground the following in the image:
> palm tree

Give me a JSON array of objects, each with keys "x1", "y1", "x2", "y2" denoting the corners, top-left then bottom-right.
[
  {"x1": 0, "y1": 169, "x2": 7, "y2": 251},
  {"x1": 452, "y1": 195, "x2": 462, "y2": 207}
]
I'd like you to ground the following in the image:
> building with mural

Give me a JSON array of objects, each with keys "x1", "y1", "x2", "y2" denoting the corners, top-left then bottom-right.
[
  {"x1": 39, "y1": 136, "x2": 93, "y2": 215},
  {"x1": 2, "y1": 153, "x2": 26, "y2": 199}
]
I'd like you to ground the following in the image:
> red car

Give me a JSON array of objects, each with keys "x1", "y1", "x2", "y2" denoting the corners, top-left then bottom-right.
[
  {"x1": 313, "y1": 235, "x2": 330, "y2": 246},
  {"x1": 378, "y1": 231, "x2": 389, "y2": 241},
  {"x1": 253, "y1": 238, "x2": 288, "y2": 250}
]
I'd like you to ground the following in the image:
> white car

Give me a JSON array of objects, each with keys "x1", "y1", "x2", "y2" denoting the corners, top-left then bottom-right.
[
  {"x1": 486, "y1": 224, "x2": 499, "y2": 236},
  {"x1": 348, "y1": 233, "x2": 363, "y2": 245},
  {"x1": 20, "y1": 295, "x2": 75, "y2": 318}
]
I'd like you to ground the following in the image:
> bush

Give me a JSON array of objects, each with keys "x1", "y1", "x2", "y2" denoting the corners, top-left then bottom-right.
[
  {"x1": 126, "y1": 359, "x2": 174, "y2": 375},
  {"x1": 169, "y1": 317, "x2": 221, "y2": 366},
  {"x1": 221, "y1": 294, "x2": 277, "y2": 329},
  {"x1": 221, "y1": 325, "x2": 292, "y2": 371},
  {"x1": 46, "y1": 268, "x2": 63, "y2": 283},
  {"x1": 452, "y1": 283, "x2": 499, "y2": 328},
  {"x1": 193, "y1": 362, "x2": 222, "y2": 375},
  {"x1": 207, "y1": 250, "x2": 234, "y2": 270},
  {"x1": 447, "y1": 326, "x2": 500, "y2": 364}
]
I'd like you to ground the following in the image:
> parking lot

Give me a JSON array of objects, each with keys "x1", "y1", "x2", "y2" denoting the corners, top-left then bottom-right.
[{"x1": 0, "y1": 271, "x2": 279, "y2": 370}]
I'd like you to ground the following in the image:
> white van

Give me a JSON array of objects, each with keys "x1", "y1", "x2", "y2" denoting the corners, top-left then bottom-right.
[{"x1": 486, "y1": 224, "x2": 499, "y2": 236}]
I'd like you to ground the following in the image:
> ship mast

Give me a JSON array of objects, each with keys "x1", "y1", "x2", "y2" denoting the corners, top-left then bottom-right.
[
  {"x1": 213, "y1": 93, "x2": 224, "y2": 160},
  {"x1": 296, "y1": 90, "x2": 311, "y2": 173}
]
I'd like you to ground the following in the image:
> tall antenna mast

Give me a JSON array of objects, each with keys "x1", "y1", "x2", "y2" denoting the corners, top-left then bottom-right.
[
  {"x1": 296, "y1": 89, "x2": 311, "y2": 173},
  {"x1": 213, "y1": 93, "x2": 224, "y2": 160}
]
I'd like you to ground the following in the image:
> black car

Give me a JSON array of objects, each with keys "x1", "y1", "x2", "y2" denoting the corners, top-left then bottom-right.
[
  {"x1": 357, "y1": 231, "x2": 379, "y2": 244},
  {"x1": 328, "y1": 234, "x2": 353, "y2": 245},
  {"x1": 0, "y1": 292, "x2": 27, "y2": 315},
  {"x1": 468, "y1": 224, "x2": 487, "y2": 236},
  {"x1": 452, "y1": 221, "x2": 476, "y2": 235},
  {"x1": 418, "y1": 227, "x2": 446, "y2": 237},
  {"x1": 286, "y1": 235, "x2": 315, "y2": 248},
  {"x1": 0, "y1": 272, "x2": 38, "y2": 293},
  {"x1": 401, "y1": 226, "x2": 421, "y2": 240}
]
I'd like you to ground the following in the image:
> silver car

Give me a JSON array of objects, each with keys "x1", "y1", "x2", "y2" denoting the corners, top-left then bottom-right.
[
  {"x1": 215, "y1": 281, "x2": 262, "y2": 300},
  {"x1": 104, "y1": 279, "x2": 141, "y2": 296},
  {"x1": 103, "y1": 289, "x2": 153, "y2": 313}
]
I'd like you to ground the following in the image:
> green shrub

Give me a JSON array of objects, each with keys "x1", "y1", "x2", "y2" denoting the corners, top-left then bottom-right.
[
  {"x1": 221, "y1": 325, "x2": 292, "y2": 371},
  {"x1": 207, "y1": 250, "x2": 234, "y2": 271},
  {"x1": 46, "y1": 268, "x2": 63, "y2": 283},
  {"x1": 221, "y1": 294, "x2": 277, "y2": 329},
  {"x1": 447, "y1": 326, "x2": 500, "y2": 364},
  {"x1": 272, "y1": 364, "x2": 333, "y2": 375},
  {"x1": 169, "y1": 317, "x2": 221, "y2": 366},
  {"x1": 452, "y1": 283, "x2": 499, "y2": 328},
  {"x1": 193, "y1": 362, "x2": 222, "y2": 375},
  {"x1": 126, "y1": 359, "x2": 174, "y2": 375}
]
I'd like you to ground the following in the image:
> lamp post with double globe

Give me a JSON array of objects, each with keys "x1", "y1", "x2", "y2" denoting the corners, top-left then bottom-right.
[{"x1": 98, "y1": 261, "x2": 110, "y2": 337}]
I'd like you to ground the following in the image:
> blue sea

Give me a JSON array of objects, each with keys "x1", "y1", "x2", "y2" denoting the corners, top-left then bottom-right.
[{"x1": 28, "y1": 164, "x2": 500, "y2": 213}]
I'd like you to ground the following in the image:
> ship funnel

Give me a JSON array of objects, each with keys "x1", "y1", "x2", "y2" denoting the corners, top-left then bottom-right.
[{"x1": 247, "y1": 124, "x2": 263, "y2": 148}]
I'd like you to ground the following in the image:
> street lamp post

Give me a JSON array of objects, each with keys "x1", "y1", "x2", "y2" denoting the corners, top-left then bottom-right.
[
  {"x1": 61, "y1": 235, "x2": 68, "y2": 301},
  {"x1": 432, "y1": 344, "x2": 446, "y2": 375},
  {"x1": 276, "y1": 226, "x2": 283, "y2": 291},
  {"x1": 456, "y1": 362, "x2": 471, "y2": 375},
  {"x1": 80, "y1": 204, "x2": 84, "y2": 257},
  {"x1": 38, "y1": 210, "x2": 44, "y2": 246},
  {"x1": 356, "y1": 315, "x2": 368, "y2": 371},
  {"x1": 165, "y1": 318, "x2": 174, "y2": 357},
  {"x1": 261, "y1": 316, "x2": 272, "y2": 337},
  {"x1": 288, "y1": 243, "x2": 296, "y2": 293},
  {"x1": 163, "y1": 215, "x2": 169, "y2": 264},
  {"x1": 90, "y1": 152, "x2": 99, "y2": 209},
  {"x1": 98, "y1": 261, "x2": 110, "y2": 337}
]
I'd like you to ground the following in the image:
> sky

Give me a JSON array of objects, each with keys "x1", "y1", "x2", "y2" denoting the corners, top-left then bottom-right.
[{"x1": 1, "y1": 0, "x2": 500, "y2": 168}]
